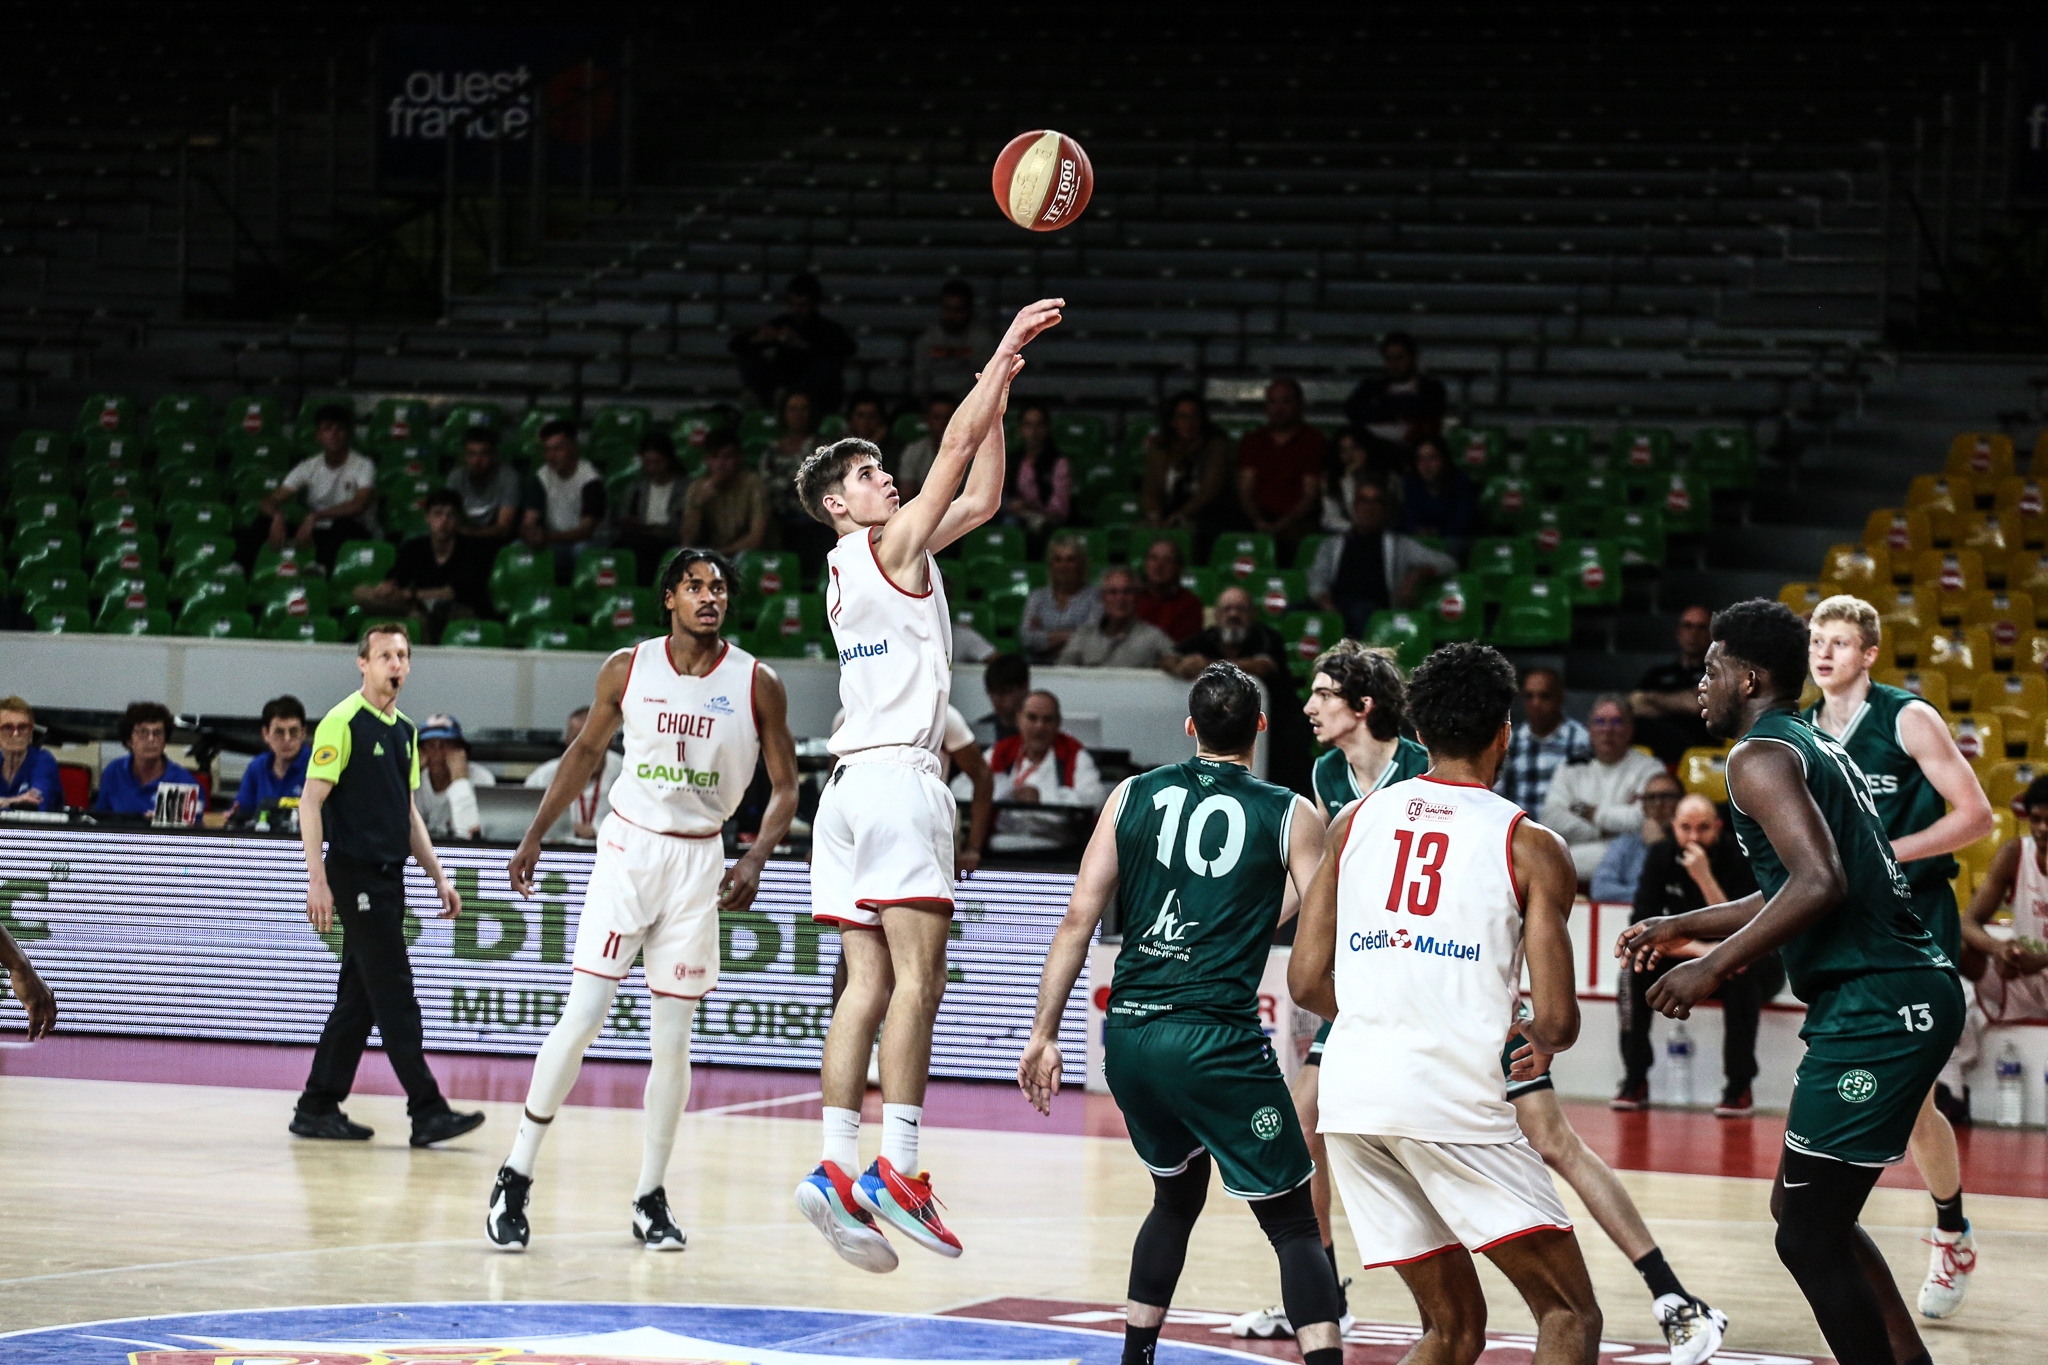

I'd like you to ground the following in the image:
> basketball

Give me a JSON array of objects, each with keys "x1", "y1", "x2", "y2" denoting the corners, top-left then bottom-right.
[{"x1": 991, "y1": 129, "x2": 1094, "y2": 231}]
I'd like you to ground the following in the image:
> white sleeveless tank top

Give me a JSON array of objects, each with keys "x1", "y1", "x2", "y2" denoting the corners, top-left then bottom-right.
[
  {"x1": 825, "y1": 526, "x2": 953, "y2": 764},
  {"x1": 2013, "y1": 835, "x2": 2048, "y2": 945},
  {"x1": 608, "y1": 637, "x2": 762, "y2": 837},
  {"x1": 1319, "y1": 776, "x2": 1531, "y2": 1144}
]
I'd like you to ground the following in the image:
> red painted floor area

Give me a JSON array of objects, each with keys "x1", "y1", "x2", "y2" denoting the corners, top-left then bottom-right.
[{"x1": 6, "y1": 1032, "x2": 2047, "y2": 1194}]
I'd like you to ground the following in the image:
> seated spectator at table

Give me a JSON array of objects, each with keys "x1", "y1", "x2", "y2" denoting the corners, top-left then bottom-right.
[
  {"x1": 1590, "y1": 771, "x2": 1683, "y2": 904},
  {"x1": 522, "y1": 419, "x2": 607, "y2": 576},
  {"x1": 612, "y1": 431, "x2": 688, "y2": 576},
  {"x1": 1343, "y1": 330, "x2": 1447, "y2": 465},
  {"x1": 228, "y1": 695, "x2": 310, "y2": 826},
  {"x1": 1617, "y1": 794, "x2": 1777, "y2": 1115},
  {"x1": 680, "y1": 430, "x2": 771, "y2": 557},
  {"x1": 1306, "y1": 475, "x2": 1460, "y2": 636},
  {"x1": 1061, "y1": 566, "x2": 1175, "y2": 668},
  {"x1": 729, "y1": 272, "x2": 856, "y2": 413},
  {"x1": 1140, "y1": 391, "x2": 1236, "y2": 553},
  {"x1": 263, "y1": 404, "x2": 378, "y2": 568},
  {"x1": 844, "y1": 390, "x2": 894, "y2": 456},
  {"x1": 1163, "y1": 584, "x2": 1310, "y2": 790},
  {"x1": 414, "y1": 713, "x2": 495, "y2": 840},
  {"x1": 1540, "y1": 694, "x2": 1669, "y2": 882},
  {"x1": 1235, "y1": 377, "x2": 1327, "y2": 550},
  {"x1": 94, "y1": 701, "x2": 199, "y2": 820},
  {"x1": 892, "y1": 393, "x2": 956, "y2": 498},
  {"x1": 1948, "y1": 777, "x2": 2048, "y2": 1102},
  {"x1": 1003, "y1": 402, "x2": 1071, "y2": 548},
  {"x1": 976, "y1": 689, "x2": 1105, "y2": 854},
  {"x1": 1319, "y1": 427, "x2": 1376, "y2": 533},
  {"x1": 1398, "y1": 434, "x2": 1477, "y2": 549},
  {"x1": 0, "y1": 696, "x2": 62, "y2": 812},
  {"x1": 446, "y1": 428, "x2": 522, "y2": 544},
  {"x1": 355, "y1": 489, "x2": 494, "y2": 635},
  {"x1": 1020, "y1": 535, "x2": 1101, "y2": 662},
  {"x1": 1496, "y1": 667, "x2": 1592, "y2": 814},
  {"x1": 973, "y1": 653, "x2": 1031, "y2": 747},
  {"x1": 523, "y1": 705, "x2": 623, "y2": 843},
  {"x1": 1134, "y1": 536, "x2": 1204, "y2": 644},
  {"x1": 912, "y1": 278, "x2": 994, "y2": 400},
  {"x1": 1631, "y1": 604, "x2": 1715, "y2": 764}
]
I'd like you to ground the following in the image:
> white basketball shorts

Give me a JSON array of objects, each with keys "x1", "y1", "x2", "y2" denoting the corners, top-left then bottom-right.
[
  {"x1": 1324, "y1": 1130, "x2": 1573, "y2": 1269},
  {"x1": 810, "y1": 755, "x2": 957, "y2": 929},
  {"x1": 571, "y1": 812, "x2": 726, "y2": 998}
]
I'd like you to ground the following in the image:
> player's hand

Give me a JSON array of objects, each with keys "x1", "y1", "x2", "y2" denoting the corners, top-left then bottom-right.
[
  {"x1": 1018, "y1": 1036, "x2": 1064, "y2": 1115},
  {"x1": 718, "y1": 853, "x2": 766, "y2": 913},
  {"x1": 434, "y1": 876, "x2": 462, "y2": 919},
  {"x1": 956, "y1": 846, "x2": 981, "y2": 879},
  {"x1": 1646, "y1": 957, "x2": 1722, "y2": 1019},
  {"x1": 1507, "y1": 1033, "x2": 1552, "y2": 1082},
  {"x1": 305, "y1": 881, "x2": 335, "y2": 934},
  {"x1": 7, "y1": 962, "x2": 56, "y2": 1040},
  {"x1": 507, "y1": 837, "x2": 541, "y2": 898},
  {"x1": 999, "y1": 298, "x2": 1064, "y2": 355},
  {"x1": 1616, "y1": 915, "x2": 1693, "y2": 972}
]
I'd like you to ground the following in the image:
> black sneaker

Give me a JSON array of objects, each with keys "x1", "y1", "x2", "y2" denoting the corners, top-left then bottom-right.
[
  {"x1": 486, "y1": 1165, "x2": 532, "y2": 1252},
  {"x1": 410, "y1": 1108, "x2": 486, "y2": 1148},
  {"x1": 290, "y1": 1110, "x2": 373, "y2": 1141},
  {"x1": 632, "y1": 1185, "x2": 688, "y2": 1251}
]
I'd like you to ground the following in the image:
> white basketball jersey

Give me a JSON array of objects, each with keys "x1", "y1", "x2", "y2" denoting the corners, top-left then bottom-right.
[
  {"x1": 825, "y1": 526, "x2": 953, "y2": 760},
  {"x1": 608, "y1": 637, "x2": 762, "y2": 836},
  {"x1": 1319, "y1": 777, "x2": 1531, "y2": 1144},
  {"x1": 2014, "y1": 835, "x2": 2048, "y2": 945}
]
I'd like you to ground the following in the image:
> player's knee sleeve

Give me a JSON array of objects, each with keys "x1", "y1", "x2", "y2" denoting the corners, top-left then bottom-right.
[
  {"x1": 1252, "y1": 1184, "x2": 1344, "y2": 1330},
  {"x1": 1772, "y1": 1151, "x2": 1878, "y2": 1280},
  {"x1": 1127, "y1": 1154, "x2": 1210, "y2": 1306}
]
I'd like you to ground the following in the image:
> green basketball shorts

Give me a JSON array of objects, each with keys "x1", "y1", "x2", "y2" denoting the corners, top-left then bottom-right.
[
  {"x1": 1306, "y1": 1018, "x2": 1331, "y2": 1064},
  {"x1": 1104, "y1": 1015, "x2": 1314, "y2": 1199},
  {"x1": 1785, "y1": 967, "x2": 1963, "y2": 1166},
  {"x1": 1909, "y1": 881, "x2": 1962, "y2": 967}
]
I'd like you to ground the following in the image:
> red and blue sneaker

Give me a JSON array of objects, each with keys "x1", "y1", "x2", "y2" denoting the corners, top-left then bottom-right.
[
  {"x1": 851, "y1": 1157, "x2": 963, "y2": 1258},
  {"x1": 794, "y1": 1160, "x2": 899, "y2": 1273}
]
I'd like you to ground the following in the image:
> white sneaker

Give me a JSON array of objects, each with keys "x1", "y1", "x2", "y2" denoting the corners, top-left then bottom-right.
[
  {"x1": 1654, "y1": 1293, "x2": 1726, "y2": 1365},
  {"x1": 1918, "y1": 1224, "x2": 1976, "y2": 1319},
  {"x1": 1228, "y1": 1304, "x2": 1291, "y2": 1339}
]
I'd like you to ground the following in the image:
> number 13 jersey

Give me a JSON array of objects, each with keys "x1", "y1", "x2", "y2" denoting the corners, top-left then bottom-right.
[{"x1": 1321, "y1": 777, "x2": 1531, "y2": 1143}]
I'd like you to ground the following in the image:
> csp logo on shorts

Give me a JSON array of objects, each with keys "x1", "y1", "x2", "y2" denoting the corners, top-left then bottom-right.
[
  {"x1": 1251, "y1": 1105, "x2": 1284, "y2": 1141},
  {"x1": 312, "y1": 745, "x2": 338, "y2": 766},
  {"x1": 1837, "y1": 1068, "x2": 1879, "y2": 1104}
]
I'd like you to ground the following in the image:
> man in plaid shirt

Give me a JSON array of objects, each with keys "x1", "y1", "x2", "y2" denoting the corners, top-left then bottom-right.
[{"x1": 1496, "y1": 666, "x2": 1594, "y2": 812}]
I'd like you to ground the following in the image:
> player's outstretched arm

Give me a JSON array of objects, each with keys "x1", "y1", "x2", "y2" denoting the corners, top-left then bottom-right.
[
  {"x1": 1287, "y1": 801, "x2": 1354, "y2": 1020},
  {"x1": 1961, "y1": 837, "x2": 2023, "y2": 968},
  {"x1": 1514, "y1": 818, "x2": 1582, "y2": 1054},
  {"x1": 509, "y1": 647, "x2": 632, "y2": 897},
  {"x1": 719, "y1": 664, "x2": 800, "y2": 913},
  {"x1": 949, "y1": 738, "x2": 994, "y2": 877},
  {"x1": 926, "y1": 399, "x2": 1013, "y2": 557},
  {"x1": 1893, "y1": 699, "x2": 1996, "y2": 862},
  {"x1": 1019, "y1": 777, "x2": 1126, "y2": 1115}
]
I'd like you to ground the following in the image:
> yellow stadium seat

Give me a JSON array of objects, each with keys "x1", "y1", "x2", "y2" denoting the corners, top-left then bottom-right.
[
  {"x1": 1913, "y1": 549, "x2": 1984, "y2": 621},
  {"x1": 2035, "y1": 430, "x2": 2048, "y2": 473},
  {"x1": 1954, "y1": 808, "x2": 2014, "y2": 881},
  {"x1": 1864, "y1": 508, "x2": 1933, "y2": 563},
  {"x1": 1992, "y1": 478, "x2": 2048, "y2": 548},
  {"x1": 1976, "y1": 672, "x2": 2048, "y2": 729},
  {"x1": 2019, "y1": 629, "x2": 2048, "y2": 673},
  {"x1": 1948, "y1": 712, "x2": 2004, "y2": 765},
  {"x1": 2025, "y1": 713, "x2": 2048, "y2": 760},
  {"x1": 1779, "y1": 581, "x2": 1822, "y2": 615},
  {"x1": 1875, "y1": 667, "x2": 1951, "y2": 714},
  {"x1": 1951, "y1": 865, "x2": 1972, "y2": 907},
  {"x1": 1678, "y1": 746, "x2": 1730, "y2": 804},
  {"x1": 1878, "y1": 583, "x2": 1930, "y2": 638},
  {"x1": 1961, "y1": 588, "x2": 2035, "y2": 664},
  {"x1": 1820, "y1": 543, "x2": 1887, "y2": 594},
  {"x1": 1921, "y1": 626, "x2": 1991, "y2": 696},
  {"x1": 1904, "y1": 477, "x2": 1967, "y2": 517},
  {"x1": 1798, "y1": 678, "x2": 1823, "y2": 711},
  {"x1": 1980, "y1": 759, "x2": 2044, "y2": 813},
  {"x1": 1947, "y1": 432, "x2": 2016, "y2": 484},
  {"x1": 2006, "y1": 550, "x2": 2048, "y2": 603},
  {"x1": 1946, "y1": 511, "x2": 2012, "y2": 558}
]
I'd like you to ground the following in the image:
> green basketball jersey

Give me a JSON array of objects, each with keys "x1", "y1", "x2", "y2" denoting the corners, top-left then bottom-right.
[
  {"x1": 1311, "y1": 736, "x2": 1430, "y2": 817},
  {"x1": 1803, "y1": 683, "x2": 1956, "y2": 895},
  {"x1": 1107, "y1": 756, "x2": 1301, "y2": 1030},
  {"x1": 1728, "y1": 709, "x2": 1950, "y2": 1001}
]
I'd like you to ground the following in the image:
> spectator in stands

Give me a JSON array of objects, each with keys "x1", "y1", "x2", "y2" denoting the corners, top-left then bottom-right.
[
  {"x1": 1540, "y1": 694, "x2": 1668, "y2": 882},
  {"x1": 228, "y1": 695, "x2": 309, "y2": 826},
  {"x1": 1398, "y1": 434, "x2": 1477, "y2": 550},
  {"x1": 1318, "y1": 428, "x2": 1375, "y2": 533},
  {"x1": 1948, "y1": 777, "x2": 2048, "y2": 1100},
  {"x1": 1590, "y1": 771, "x2": 1683, "y2": 905},
  {"x1": 760, "y1": 391, "x2": 832, "y2": 569},
  {"x1": 523, "y1": 705, "x2": 622, "y2": 843},
  {"x1": 680, "y1": 429, "x2": 771, "y2": 557},
  {"x1": 1343, "y1": 330, "x2": 1447, "y2": 465},
  {"x1": 974, "y1": 654, "x2": 1032, "y2": 746},
  {"x1": 1061, "y1": 566, "x2": 1176, "y2": 668},
  {"x1": 1165, "y1": 583, "x2": 1310, "y2": 790},
  {"x1": 1235, "y1": 378, "x2": 1327, "y2": 551},
  {"x1": 1496, "y1": 667, "x2": 1593, "y2": 813},
  {"x1": 0, "y1": 696, "x2": 62, "y2": 812},
  {"x1": 263, "y1": 404, "x2": 379, "y2": 568},
  {"x1": 892, "y1": 394, "x2": 956, "y2": 498},
  {"x1": 413, "y1": 713, "x2": 495, "y2": 840},
  {"x1": 447, "y1": 428, "x2": 522, "y2": 544},
  {"x1": 1617, "y1": 793, "x2": 1776, "y2": 1115},
  {"x1": 94, "y1": 701, "x2": 199, "y2": 820},
  {"x1": 1140, "y1": 391, "x2": 1236, "y2": 555},
  {"x1": 355, "y1": 489, "x2": 492, "y2": 638},
  {"x1": 912, "y1": 278, "x2": 994, "y2": 400},
  {"x1": 1134, "y1": 536, "x2": 1204, "y2": 644},
  {"x1": 1630, "y1": 604, "x2": 1715, "y2": 764},
  {"x1": 612, "y1": 431, "x2": 688, "y2": 578},
  {"x1": 844, "y1": 391, "x2": 894, "y2": 456},
  {"x1": 729, "y1": 272, "x2": 856, "y2": 413},
  {"x1": 1305, "y1": 474, "x2": 1459, "y2": 635},
  {"x1": 1020, "y1": 534, "x2": 1101, "y2": 662},
  {"x1": 1004, "y1": 402, "x2": 1071, "y2": 547},
  {"x1": 981, "y1": 689, "x2": 1105, "y2": 854},
  {"x1": 522, "y1": 419, "x2": 606, "y2": 575}
]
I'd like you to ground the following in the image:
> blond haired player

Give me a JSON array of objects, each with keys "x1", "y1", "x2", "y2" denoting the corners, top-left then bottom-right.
[
  {"x1": 1805, "y1": 593, "x2": 1994, "y2": 1316},
  {"x1": 790, "y1": 297, "x2": 1063, "y2": 1271},
  {"x1": 484, "y1": 549, "x2": 799, "y2": 1252}
]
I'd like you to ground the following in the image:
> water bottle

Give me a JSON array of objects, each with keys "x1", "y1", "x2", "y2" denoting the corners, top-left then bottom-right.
[
  {"x1": 1665, "y1": 1021, "x2": 1695, "y2": 1107},
  {"x1": 1995, "y1": 1040, "x2": 2025, "y2": 1128}
]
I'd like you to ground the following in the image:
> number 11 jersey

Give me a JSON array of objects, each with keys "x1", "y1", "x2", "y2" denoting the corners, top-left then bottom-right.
[{"x1": 1321, "y1": 776, "x2": 1532, "y2": 1144}]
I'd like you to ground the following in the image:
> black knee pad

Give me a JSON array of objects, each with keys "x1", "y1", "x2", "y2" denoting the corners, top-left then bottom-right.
[
  {"x1": 1252, "y1": 1184, "x2": 1344, "y2": 1330},
  {"x1": 1128, "y1": 1154, "x2": 1210, "y2": 1306},
  {"x1": 1249, "y1": 1182, "x2": 1320, "y2": 1249},
  {"x1": 1773, "y1": 1150, "x2": 1880, "y2": 1277}
]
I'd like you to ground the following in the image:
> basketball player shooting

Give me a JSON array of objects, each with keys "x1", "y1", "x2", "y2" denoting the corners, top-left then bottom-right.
[
  {"x1": 484, "y1": 549, "x2": 800, "y2": 1253},
  {"x1": 790, "y1": 297, "x2": 1063, "y2": 1271}
]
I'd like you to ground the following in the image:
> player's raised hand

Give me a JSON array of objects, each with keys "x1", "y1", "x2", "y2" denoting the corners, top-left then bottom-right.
[
  {"x1": 999, "y1": 298, "x2": 1064, "y2": 355},
  {"x1": 1017, "y1": 1036, "x2": 1064, "y2": 1115}
]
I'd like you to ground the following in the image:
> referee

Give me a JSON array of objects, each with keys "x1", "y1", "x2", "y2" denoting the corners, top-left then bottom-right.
[{"x1": 290, "y1": 621, "x2": 484, "y2": 1147}]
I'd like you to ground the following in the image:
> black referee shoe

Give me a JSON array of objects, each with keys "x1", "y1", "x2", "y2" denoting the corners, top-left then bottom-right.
[
  {"x1": 290, "y1": 1110, "x2": 374, "y2": 1141},
  {"x1": 410, "y1": 1108, "x2": 486, "y2": 1148}
]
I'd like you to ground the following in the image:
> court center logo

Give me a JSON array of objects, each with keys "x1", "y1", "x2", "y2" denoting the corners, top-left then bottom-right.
[
  {"x1": 1250, "y1": 1105, "x2": 1284, "y2": 1141},
  {"x1": 1837, "y1": 1068, "x2": 1879, "y2": 1104}
]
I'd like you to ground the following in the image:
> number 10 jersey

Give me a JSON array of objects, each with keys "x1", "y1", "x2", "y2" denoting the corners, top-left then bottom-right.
[{"x1": 1321, "y1": 776, "x2": 1531, "y2": 1144}]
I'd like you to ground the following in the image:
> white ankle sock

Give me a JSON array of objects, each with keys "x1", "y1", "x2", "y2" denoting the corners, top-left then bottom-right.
[
  {"x1": 822, "y1": 1105, "x2": 861, "y2": 1171},
  {"x1": 507, "y1": 1110, "x2": 551, "y2": 1176},
  {"x1": 881, "y1": 1103, "x2": 922, "y2": 1173}
]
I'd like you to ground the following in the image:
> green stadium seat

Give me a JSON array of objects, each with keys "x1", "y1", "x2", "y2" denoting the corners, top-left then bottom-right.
[
  {"x1": 154, "y1": 432, "x2": 219, "y2": 471},
  {"x1": 375, "y1": 442, "x2": 440, "y2": 479},
  {"x1": 1291, "y1": 533, "x2": 1328, "y2": 573},
  {"x1": 12, "y1": 492, "x2": 79, "y2": 535},
  {"x1": 75, "y1": 393, "x2": 136, "y2": 437},
  {"x1": 816, "y1": 414, "x2": 848, "y2": 442},
  {"x1": 34, "y1": 603, "x2": 88, "y2": 633},
  {"x1": 1089, "y1": 494, "x2": 1146, "y2": 540},
  {"x1": 174, "y1": 568, "x2": 248, "y2": 613},
  {"x1": 1654, "y1": 471, "x2": 1714, "y2": 535},
  {"x1": 9, "y1": 464, "x2": 70, "y2": 499},
  {"x1": 952, "y1": 603, "x2": 1018, "y2": 655},
  {"x1": 1058, "y1": 526, "x2": 1111, "y2": 569},
  {"x1": 753, "y1": 593, "x2": 828, "y2": 646},
  {"x1": 99, "y1": 606, "x2": 173, "y2": 637},
  {"x1": 255, "y1": 578, "x2": 332, "y2": 622},
  {"x1": 737, "y1": 409, "x2": 781, "y2": 445},
  {"x1": 1470, "y1": 536, "x2": 1535, "y2": 592},
  {"x1": 225, "y1": 433, "x2": 293, "y2": 471},
  {"x1": 588, "y1": 406, "x2": 652, "y2": 458},
  {"x1": 1448, "y1": 427, "x2": 1509, "y2": 480},
  {"x1": 82, "y1": 463, "x2": 151, "y2": 505},
  {"x1": 293, "y1": 395, "x2": 358, "y2": 451},
  {"x1": 1421, "y1": 576, "x2": 1484, "y2": 643},
  {"x1": 890, "y1": 411, "x2": 927, "y2": 446},
  {"x1": 219, "y1": 395, "x2": 283, "y2": 442},
  {"x1": 1247, "y1": 570, "x2": 1306, "y2": 619},
  {"x1": 1052, "y1": 413, "x2": 1108, "y2": 459},
  {"x1": 1278, "y1": 611, "x2": 1345, "y2": 677},
  {"x1": 87, "y1": 530, "x2": 160, "y2": 582},
  {"x1": 956, "y1": 524, "x2": 1028, "y2": 567},
  {"x1": 85, "y1": 495, "x2": 151, "y2": 536},
  {"x1": 1209, "y1": 532, "x2": 1278, "y2": 580},
  {"x1": 1564, "y1": 470, "x2": 1629, "y2": 535},
  {"x1": 1075, "y1": 459, "x2": 1134, "y2": 508},
  {"x1": 572, "y1": 546, "x2": 638, "y2": 612},
  {"x1": 586, "y1": 587, "x2": 659, "y2": 640},
  {"x1": 14, "y1": 527, "x2": 83, "y2": 574},
  {"x1": 81, "y1": 433, "x2": 144, "y2": 470},
  {"x1": 1180, "y1": 567, "x2": 1221, "y2": 604},
  {"x1": 503, "y1": 583, "x2": 574, "y2": 633},
  {"x1": 175, "y1": 604, "x2": 255, "y2": 639},
  {"x1": 253, "y1": 542, "x2": 317, "y2": 584},
  {"x1": 368, "y1": 398, "x2": 434, "y2": 453},
  {"x1": 1523, "y1": 505, "x2": 1571, "y2": 562},
  {"x1": 1490, "y1": 576, "x2": 1574, "y2": 647},
  {"x1": 1599, "y1": 505, "x2": 1668, "y2": 567},
  {"x1": 440, "y1": 619, "x2": 507, "y2": 648},
  {"x1": 1479, "y1": 474, "x2": 1537, "y2": 532},
  {"x1": 438, "y1": 402, "x2": 507, "y2": 454},
  {"x1": 92, "y1": 568, "x2": 168, "y2": 611},
  {"x1": 149, "y1": 394, "x2": 213, "y2": 439},
  {"x1": 490, "y1": 543, "x2": 555, "y2": 611},
  {"x1": 1364, "y1": 609, "x2": 1434, "y2": 670},
  {"x1": 156, "y1": 467, "x2": 223, "y2": 507},
  {"x1": 732, "y1": 549, "x2": 797, "y2": 614},
  {"x1": 1612, "y1": 427, "x2": 1674, "y2": 475},
  {"x1": 512, "y1": 405, "x2": 574, "y2": 463},
  {"x1": 166, "y1": 500, "x2": 235, "y2": 538},
  {"x1": 1527, "y1": 426, "x2": 1590, "y2": 480},
  {"x1": 260, "y1": 614, "x2": 343, "y2": 643},
  {"x1": 974, "y1": 561, "x2": 1047, "y2": 601},
  {"x1": 1687, "y1": 428, "x2": 1756, "y2": 491},
  {"x1": 17, "y1": 565, "x2": 89, "y2": 618},
  {"x1": 1119, "y1": 413, "x2": 1159, "y2": 459},
  {"x1": 1557, "y1": 539, "x2": 1624, "y2": 608},
  {"x1": 9, "y1": 430, "x2": 65, "y2": 468},
  {"x1": 330, "y1": 540, "x2": 398, "y2": 598},
  {"x1": 523, "y1": 622, "x2": 591, "y2": 651},
  {"x1": 1119, "y1": 524, "x2": 1190, "y2": 569}
]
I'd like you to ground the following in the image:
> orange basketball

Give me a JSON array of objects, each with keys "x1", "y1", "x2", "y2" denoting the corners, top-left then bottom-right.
[{"x1": 991, "y1": 130, "x2": 1094, "y2": 231}]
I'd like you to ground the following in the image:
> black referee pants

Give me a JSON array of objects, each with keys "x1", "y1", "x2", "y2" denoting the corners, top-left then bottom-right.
[{"x1": 296, "y1": 852, "x2": 449, "y2": 1120}]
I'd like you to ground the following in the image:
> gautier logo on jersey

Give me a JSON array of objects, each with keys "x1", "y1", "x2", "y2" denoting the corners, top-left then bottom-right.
[
  {"x1": 635, "y1": 761, "x2": 721, "y2": 787},
  {"x1": 1404, "y1": 798, "x2": 1457, "y2": 822},
  {"x1": 1349, "y1": 926, "x2": 1482, "y2": 961},
  {"x1": 839, "y1": 639, "x2": 890, "y2": 666}
]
